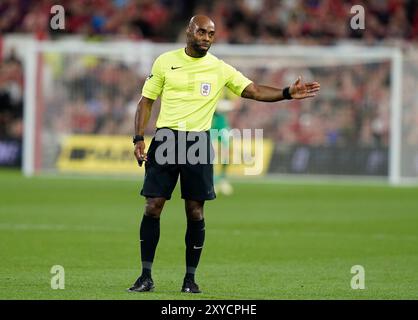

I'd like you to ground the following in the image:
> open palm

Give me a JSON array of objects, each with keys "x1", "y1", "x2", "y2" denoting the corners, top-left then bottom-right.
[{"x1": 289, "y1": 76, "x2": 321, "y2": 99}]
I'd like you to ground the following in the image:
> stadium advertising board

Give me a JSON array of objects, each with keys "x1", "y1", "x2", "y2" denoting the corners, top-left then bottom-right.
[
  {"x1": 56, "y1": 135, "x2": 274, "y2": 176},
  {"x1": 269, "y1": 145, "x2": 389, "y2": 176},
  {"x1": 56, "y1": 135, "x2": 149, "y2": 174},
  {"x1": 0, "y1": 139, "x2": 22, "y2": 167},
  {"x1": 213, "y1": 137, "x2": 274, "y2": 176}
]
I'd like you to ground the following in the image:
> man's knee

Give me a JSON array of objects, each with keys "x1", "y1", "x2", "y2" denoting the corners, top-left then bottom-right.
[
  {"x1": 185, "y1": 200, "x2": 204, "y2": 220},
  {"x1": 145, "y1": 197, "x2": 165, "y2": 218}
]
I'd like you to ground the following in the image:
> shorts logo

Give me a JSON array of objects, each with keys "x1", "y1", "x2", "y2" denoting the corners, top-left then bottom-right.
[{"x1": 200, "y1": 83, "x2": 211, "y2": 96}]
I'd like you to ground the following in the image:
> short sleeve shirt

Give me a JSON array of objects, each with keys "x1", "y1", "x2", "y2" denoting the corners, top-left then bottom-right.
[{"x1": 142, "y1": 48, "x2": 252, "y2": 131}]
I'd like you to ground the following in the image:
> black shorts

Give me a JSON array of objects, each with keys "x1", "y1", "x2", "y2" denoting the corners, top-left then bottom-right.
[{"x1": 140, "y1": 128, "x2": 216, "y2": 201}]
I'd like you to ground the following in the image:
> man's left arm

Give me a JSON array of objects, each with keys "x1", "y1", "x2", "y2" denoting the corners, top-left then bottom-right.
[{"x1": 241, "y1": 76, "x2": 320, "y2": 102}]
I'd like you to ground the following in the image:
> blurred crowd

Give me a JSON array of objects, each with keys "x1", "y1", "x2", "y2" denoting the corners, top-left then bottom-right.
[
  {"x1": 41, "y1": 53, "x2": 393, "y2": 149},
  {"x1": 194, "y1": 0, "x2": 418, "y2": 45},
  {"x1": 43, "y1": 56, "x2": 142, "y2": 137},
  {"x1": 0, "y1": 50, "x2": 23, "y2": 141},
  {"x1": 1, "y1": 0, "x2": 418, "y2": 44},
  {"x1": 0, "y1": 0, "x2": 191, "y2": 41},
  {"x1": 2, "y1": 0, "x2": 418, "y2": 151},
  {"x1": 228, "y1": 62, "x2": 391, "y2": 147}
]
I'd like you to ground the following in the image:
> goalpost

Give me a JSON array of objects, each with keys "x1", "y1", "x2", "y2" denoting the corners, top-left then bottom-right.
[{"x1": 22, "y1": 40, "x2": 416, "y2": 185}]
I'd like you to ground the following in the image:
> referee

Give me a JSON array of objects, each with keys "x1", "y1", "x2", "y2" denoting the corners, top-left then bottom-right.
[{"x1": 128, "y1": 15, "x2": 320, "y2": 293}]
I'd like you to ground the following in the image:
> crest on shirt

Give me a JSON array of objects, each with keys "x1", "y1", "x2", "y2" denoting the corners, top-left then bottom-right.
[{"x1": 200, "y1": 83, "x2": 211, "y2": 96}]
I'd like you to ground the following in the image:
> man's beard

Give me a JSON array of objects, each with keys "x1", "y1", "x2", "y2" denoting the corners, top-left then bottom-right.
[{"x1": 192, "y1": 41, "x2": 210, "y2": 56}]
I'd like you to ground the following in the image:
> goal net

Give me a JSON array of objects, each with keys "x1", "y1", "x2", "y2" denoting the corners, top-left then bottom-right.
[
  {"x1": 400, "y1": 51, "x2": 418, "y2": 183},
  {"x1": 23, "y1": 41, "x2": 415, "y2": 184}
]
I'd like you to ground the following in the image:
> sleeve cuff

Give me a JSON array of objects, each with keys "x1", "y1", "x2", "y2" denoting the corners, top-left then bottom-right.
[
  {"x1": 238, "y1": 80, "x2": 253, "y2": 96},
  {"x1": 141, "y1": 91, "x2": 158, "y2": 100}
]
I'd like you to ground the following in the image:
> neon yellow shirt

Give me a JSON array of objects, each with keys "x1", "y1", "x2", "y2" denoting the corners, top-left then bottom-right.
[{"x1": 142, "y1": 48, "x2": 253, "y2": 131}]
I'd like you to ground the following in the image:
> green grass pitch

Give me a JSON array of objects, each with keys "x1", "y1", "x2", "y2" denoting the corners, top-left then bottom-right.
[{"x1": 1, "y1": 169, "x2": 418, "y2": 299}]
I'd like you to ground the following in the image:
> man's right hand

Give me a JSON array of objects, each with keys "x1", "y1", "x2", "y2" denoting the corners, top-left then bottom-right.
[{"x1": 134, "y1": 141, "x2": 147, "y2": 167}]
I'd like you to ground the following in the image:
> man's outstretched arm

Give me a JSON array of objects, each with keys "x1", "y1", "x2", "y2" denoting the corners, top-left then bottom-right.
[
  {"x1": 134, "y1": 96, "x2": 154, "y2": 166},
  {"x1": 241, "y1": 76, "x2": 320, "y2": 102}
]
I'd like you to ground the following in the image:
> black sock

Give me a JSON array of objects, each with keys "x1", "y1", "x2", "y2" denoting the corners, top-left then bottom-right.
[
  {"x1": 140, "y1": 214, "x2": 160, "y2": 278},
  {"x1": 185, "y1": 219, "x2": 205, "y2": 282}
]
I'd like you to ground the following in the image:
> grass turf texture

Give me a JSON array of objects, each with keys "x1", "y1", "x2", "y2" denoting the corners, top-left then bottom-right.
[{"x1": 1, "y1": 169, "x2": 417, "y2": 299}]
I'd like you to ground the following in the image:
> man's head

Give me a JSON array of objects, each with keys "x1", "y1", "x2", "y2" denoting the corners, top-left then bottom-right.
[{"x1": 186, "y1": 15, "x2": 215, "y2": 57}]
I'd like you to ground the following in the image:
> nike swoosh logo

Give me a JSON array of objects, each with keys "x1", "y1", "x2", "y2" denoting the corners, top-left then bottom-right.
[
  {"x1": 171, "y1": 66, "x2": 182, "y2": 70},
  {"x1": 193, "y1": 245, "x2": 203, "y2": 249}
]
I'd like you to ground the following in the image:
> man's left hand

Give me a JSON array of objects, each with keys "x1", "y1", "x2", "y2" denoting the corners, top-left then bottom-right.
[{"x1": 289, "y1": 76, "x2": 320, "y2": 99}]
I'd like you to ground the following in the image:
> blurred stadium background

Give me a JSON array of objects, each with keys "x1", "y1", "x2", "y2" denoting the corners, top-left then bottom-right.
[
  {"x1": 1, "y1": 0, "x2": 418, "y2": 299},
  {"x1": 1, "y1": 0, "x2": 418, "y2": 182}
]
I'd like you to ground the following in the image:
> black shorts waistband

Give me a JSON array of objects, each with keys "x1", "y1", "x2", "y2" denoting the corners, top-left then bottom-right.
[
  {"x1": 150, "y1": 128, "x2": 214, "y2": 164},
  {"x1": 154, "y1": 127, "x2": 210, "y2": 142}
]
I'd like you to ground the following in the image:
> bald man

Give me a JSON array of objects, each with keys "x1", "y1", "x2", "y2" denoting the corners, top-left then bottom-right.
[{"x1": 128, "y1": 15, "x2": 320, "y2": 293}]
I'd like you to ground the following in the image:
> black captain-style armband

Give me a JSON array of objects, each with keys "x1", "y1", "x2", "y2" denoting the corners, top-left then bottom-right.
[
  {"x1": 133, "y1": 135, "x2": 144, "y2": 144},
  {"x1": 283, "y1": 87, "x2": 292, "y2": 100}
]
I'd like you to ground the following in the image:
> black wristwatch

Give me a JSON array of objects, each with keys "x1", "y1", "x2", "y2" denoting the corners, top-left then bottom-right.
[{"x1": 133, "y1": 135, "x2": 144, "y2": 144}]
